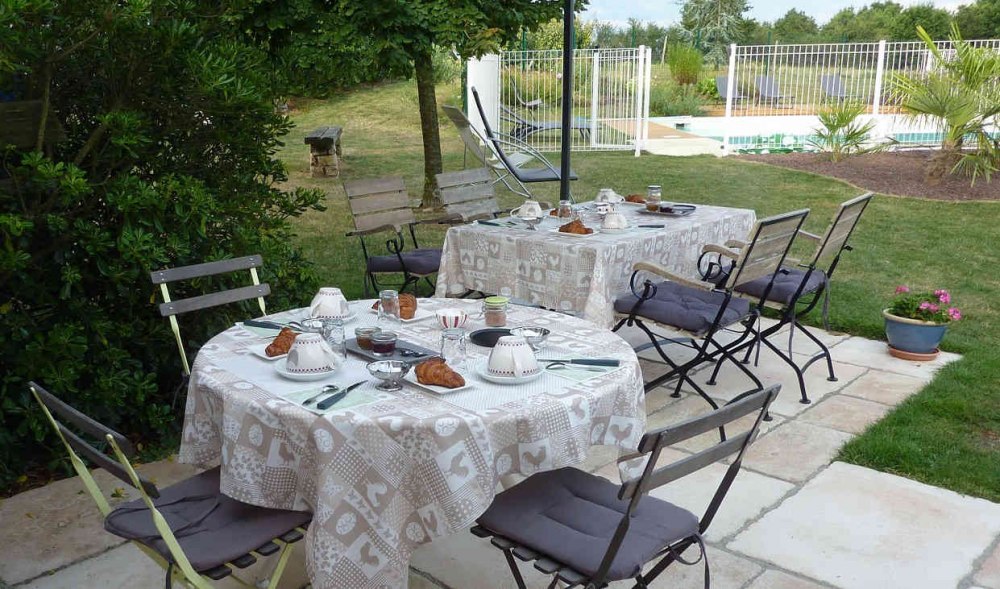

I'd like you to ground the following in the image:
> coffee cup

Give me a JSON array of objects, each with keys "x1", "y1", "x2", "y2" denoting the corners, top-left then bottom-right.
[
  {"x1": 310, "y1": 287, "x2": 350, "y2": 319},
  {"x1": 602, "y1": 209, "x2": 628, "y2": 230},
  {"x1": 436, "y1": 308, "x2": 469, "y2": 329},
  {"x1": 487, "y1": 336, "x2": 540, "y2": 378},
  {"x1": 596, "y1": 188, "x2": 624, "y2": 204},
  {"x1": 510, "y1": 199, "x2": 543, "y2": 219},
  {"x1": 285, "y1": 333, "x2": 341, "y2": 374}
]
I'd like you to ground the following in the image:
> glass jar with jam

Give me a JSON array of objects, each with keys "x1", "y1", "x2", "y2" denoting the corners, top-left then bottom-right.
[
  {"x1": 645, "y1": 185, "x2": 662, "y2": 212},
  {"x1": 483, "y1": 296, "x2": 509, "y2": 327},
  {"x1": 371, "y1": 331, "x2": 398, "y2": 357},
  {"x1": 355, "y1": 327, "x2": 381, "y2": 350}
]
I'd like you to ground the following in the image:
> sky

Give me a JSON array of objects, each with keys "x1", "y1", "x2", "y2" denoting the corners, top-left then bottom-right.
[{"x1": 583, "y1": 0, "x2": 970, "y2": 27}]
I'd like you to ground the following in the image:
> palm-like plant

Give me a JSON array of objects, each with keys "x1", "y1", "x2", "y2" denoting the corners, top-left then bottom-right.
[
  {"x1": 892, "y1": 24, "x2": 1000, "y2": 184},
  {"x1": 808, "y1": 102, "x2": 882, "y2": 162}
]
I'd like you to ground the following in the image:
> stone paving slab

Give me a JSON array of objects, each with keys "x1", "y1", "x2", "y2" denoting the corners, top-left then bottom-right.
[
  {"x1": 798, "y1": 395, "x2": 892, "y2": 435},
  {"x1": 741, "y1": 421, "x2": 853, "y2": 483},
  {"x1": 974, "y1": 540, "x2": 1000, "y2": 589},
  {"x1": 729, "y1": 462, "x2": 1000, "y2": 589},
  {"x1": 836, "y1": 368, "x2": 929, "y2": 406},
  {"x1": 0, "y1": 457, "x2": 198, "y2": 585},
  {"x1": 745, "y1": 569, "x2": 832, "y2": 589},
  {"x1": 829, "y1": 337, "x2": 961, "y2": 378}
]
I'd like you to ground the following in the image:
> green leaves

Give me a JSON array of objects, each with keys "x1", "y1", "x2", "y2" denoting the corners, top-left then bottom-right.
[{"x1": 808, "y1": 102, "x2": 882, "y2": 162}]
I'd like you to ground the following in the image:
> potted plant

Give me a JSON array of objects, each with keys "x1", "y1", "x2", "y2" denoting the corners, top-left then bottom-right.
[{"x1": 883, "y1": 286, "x2": 961, "y2": 360}]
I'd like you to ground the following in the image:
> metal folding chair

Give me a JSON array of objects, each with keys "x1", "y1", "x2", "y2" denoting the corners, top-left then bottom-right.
[
  {"x1": 471, "y1": 385, "x2": 779, "y2": 589},
  {"x1": 30, "y1": 382, "x2": 310, "y2": 589},
  {"x1": 703, "y1": 193, "x2": 874, "y2": 404},
  {"x1": 441, "y1": 104, "x2": 534, "y2": 199},
  {"x1": 343, "y1": 176, "x2": 442, "y2": 297},
  {"x1": 612, "y1": 210, "x2": 810, "y2": 412},
  {"x1": 150, "y1": 255, "x2": 269, "y2": 402}
]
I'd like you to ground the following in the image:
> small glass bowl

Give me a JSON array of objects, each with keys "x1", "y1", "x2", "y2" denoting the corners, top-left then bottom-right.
[
  {"x1": 371, "y1": 331, "x2": 398, "y2": 357},
  {"x1": 355, "y1": 326, "x2": 381, "y2": 350},
  {"x1": 510, "y1": 327, "x2": 551, "y2": 351},
  {"x1": 367, "y1": 360, "x2": 411, "y2": 391}
]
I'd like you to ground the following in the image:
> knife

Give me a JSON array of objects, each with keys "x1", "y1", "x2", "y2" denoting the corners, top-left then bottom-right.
[
  {"x1": 536, "y1": 358, "x2": 620, "y2": 367},
  {"x1": 638, "y1": 224, "x2": 665, "y2": 228},
  {"x1": 244, "y1": 319, "x2": 294, "y2": 331},
  {"x1": 315, "y1": 380, "x2": 366, "y2": 410}
]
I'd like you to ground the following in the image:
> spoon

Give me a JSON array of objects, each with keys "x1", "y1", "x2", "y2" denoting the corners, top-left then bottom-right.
[
  {"x1": 545, "y1": 361, "x2": 606, "y2": 373},
  {"x1": 302, "y1": 384, "x2": 339, "y2": 406}
]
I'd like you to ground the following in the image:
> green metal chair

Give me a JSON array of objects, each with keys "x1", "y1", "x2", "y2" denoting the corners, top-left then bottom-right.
[{"x1": 30, "y1": 381, "x2": 310, "y2": 589}]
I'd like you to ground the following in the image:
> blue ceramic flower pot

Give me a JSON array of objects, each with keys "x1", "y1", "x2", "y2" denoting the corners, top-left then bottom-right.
[{"x1": 883, "y1": 310, "x2": 947, "y2": 354}]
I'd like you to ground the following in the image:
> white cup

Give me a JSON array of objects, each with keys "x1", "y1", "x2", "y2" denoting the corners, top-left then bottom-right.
[
  {"x1": 310, "y1": 287, "x2": 350, "y2": 319},
  {"x1": 602, "y1": 209, "x2": 629, "y2": 230},
  {"x1": 596, "y1": 188, "x2": 624, "y2": 204},
  {"x1": 510, "y1": 199, "x2": 543, "y2": 219},
  {"x1": 436, "y1": 308, "x2": 469, "y2": 329},
  {"x1": 487, "y1": 336, "x2": 540, "y2": 378},
  {"x1": 285, "y1": 333, "x2": 341, "y2": 374}
]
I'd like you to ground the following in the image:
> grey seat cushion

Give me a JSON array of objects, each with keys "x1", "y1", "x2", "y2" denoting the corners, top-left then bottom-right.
[
  {"x1": 735, "y1": 267, "x2": 826, "y2": 306},
  {"x1": 614, "y1": 281, "x2": 751, "y2": 336},
  {"x1": 104, "y1": 467, "x2": 311, "y2": 572},
  {"x1": 367, "y1": 247, "x2": 442, "y2": 275},
  {"x1": 514, "y1": 167, "x2": 578, "y2": 183},
  {"x1": 477, "y1": 467, "x2": 699, "y2": 581}
]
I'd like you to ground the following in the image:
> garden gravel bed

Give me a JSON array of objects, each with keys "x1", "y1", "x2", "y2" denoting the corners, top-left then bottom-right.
[{"x1": 738, "y1": 150, "x2": 1000, "y2": 201}]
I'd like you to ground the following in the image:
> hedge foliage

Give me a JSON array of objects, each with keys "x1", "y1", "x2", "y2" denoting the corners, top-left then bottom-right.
[{"x1": 0, "y1": 0, "x2": 324, "y2": 492}]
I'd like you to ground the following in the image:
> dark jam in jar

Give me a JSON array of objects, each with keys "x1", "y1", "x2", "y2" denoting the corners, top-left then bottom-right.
[
  {"x1": 355, "y1": 327, "x2": 380, "y2": 350},
  {"x1": 371, "y1": 331, "x2": 398, "y2": 356}
]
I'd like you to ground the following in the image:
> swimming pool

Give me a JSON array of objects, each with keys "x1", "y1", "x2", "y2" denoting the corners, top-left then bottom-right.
[{"x1": 649, "y1": 115, "x2": 992, "y2": 154}]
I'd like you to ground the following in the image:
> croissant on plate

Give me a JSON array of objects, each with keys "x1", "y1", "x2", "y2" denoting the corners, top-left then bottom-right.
[
  {"x1": 415, "y1": 358, "x2": 465, "y2": 389},
  {"x1": 558, "y1": 219, "x2": 593, "y2": 235},
  {"x1": 371, "y1": 293, "x2": 418, "y2": 319},
  {"x1": 266, "y1": 327, "x2": 298, "y2": 357},
  {"x1": 625, "y1": 194, "x2": 646, "y2": 204}
]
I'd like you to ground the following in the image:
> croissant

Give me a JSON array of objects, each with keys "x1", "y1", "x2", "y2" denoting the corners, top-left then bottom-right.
[
  {"x1": 625, "y1": 194, "x2": 646, "y2": 204},
  {"x1": 558, "y1": 219, "x2": 593, "y2": 235},
  {"x1": 265, "y1": 327, "x2": 298, "y2": 357},
  {"x1": 399, "y1": 293, "x2": 417, "y2": 320},
  {"x1": 415, "y1": 358, "x2": 465, "y2": 389}
]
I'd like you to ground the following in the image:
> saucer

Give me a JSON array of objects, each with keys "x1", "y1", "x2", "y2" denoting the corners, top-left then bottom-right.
[
  {"x1": 274, "y1": 362, "x2": 337, "y2": 382},
  {"x1": 308, "y1": 310, "x2": 357, "y2": 323},
  {"x1": 478, "y1": 366, "x2": 544, "y2": 385}
]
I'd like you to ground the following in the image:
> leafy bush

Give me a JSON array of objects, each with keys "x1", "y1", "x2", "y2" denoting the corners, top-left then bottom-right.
[
  {"x1": 433, "y1": 47, "x2": 463, "y2": 84},
  {"x1": 666, "y1": 44, "x2": 703, "y2": 85},
  {"x1": 648, "y1": 83, "x2": 707, "y2": 116},
  {"x1": 0, "y1": 0, "x2": 323, "y2": 493},
  {"x1": 807, "y1": 102, "x2": 881, "y2": 161},
  {"x1": 696, "y1": 77, "x2": 721, "y2": 100}
]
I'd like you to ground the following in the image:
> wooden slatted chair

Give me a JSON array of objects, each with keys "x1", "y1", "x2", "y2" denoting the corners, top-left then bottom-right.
[
  {"x1": 471, "y1": 385, "x2": 779, "y2": 589},
  {"x1": 612, "y1": 210, "x2": 810, "y2": 413},
  {"x1": 150, "y1": 255, "x2": 269, "y2": 401},
  {"x1": 433, "y1": 167, "x2": 500, "y2": 223},
  {"x1": 30, "y1": 381, "x2": 310, "y2": 589},
  {"x1": 702, "y1": 193, "x2": 874, "y2": 404},
  {"x1": 343, "y1": 176, "x2": 442, "y2": 297}
]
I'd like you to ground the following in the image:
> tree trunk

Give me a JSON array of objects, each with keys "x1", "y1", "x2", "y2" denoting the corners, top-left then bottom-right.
[
  {"x1": 925, "y1": 145, "x2": 961, "y2": 185},
  {"x1": 414, "y1": 48, "x2": 443, "y2": 208}
]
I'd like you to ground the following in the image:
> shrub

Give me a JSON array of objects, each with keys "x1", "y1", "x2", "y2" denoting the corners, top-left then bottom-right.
[
  {"x1": 0, "y1": 0, "x2": 323, "y2": 493},
  {"x1": 433, "y1": 47, "x2": 463, "y2": 84},
  {"x1": 666, "y1": 44, "x2": 703, "y2": 86},
  {"x1": 648, "y1": 83, "x2": 707, "y2": 116},
  {"x1": 696, "y1": 76, "x2": 721, "y2": 100},
  {"x1": 807, "y1": 102, "x2": 882, "y2": 162}
]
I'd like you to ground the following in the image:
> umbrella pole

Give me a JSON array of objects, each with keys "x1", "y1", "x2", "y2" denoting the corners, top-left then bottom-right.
[{"x1": 559, "y1": 0, "x2": 574, "y2": 202}]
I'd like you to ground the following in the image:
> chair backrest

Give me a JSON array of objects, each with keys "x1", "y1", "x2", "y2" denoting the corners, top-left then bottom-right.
[
  {"x1": 588, "y1": 386, "x2": 779, "y2": 585},
  {"x1": 808, "y1": 192, "x2": 873, "y2": 272},
  {"x1": 472, "y1": 87, "x2": 522, "y2": 174},
  {"x1": 723, "y1": 209, "x2": 810, "y2": 293},
  {"x1": 820, "y1": 74, "x2": 845, "y2": 96},
  {"x1": 30, "y1": 381, "x2": 212, "y2": 584},
  {"x1": 756, "y1": 76, "x2": 781, "y2": 97},
  {"x1": 151, "y1": 255, "x2": 269, "y2": 376},
  {"x1": 435, "y1": 168, "x2": 498, "y2": 221},
  {"x1": 716, "y1": 75, "x2": 736, "y2": 99},
  {"x1": 30, "y1": 382, "x2": 160, "y2": 515},
  {"x1": 343, "y1": 176, "x2": 416, "y2": 234},
  {"x1": 442, "y1": 104, "x2": 494, "y2": 168}
]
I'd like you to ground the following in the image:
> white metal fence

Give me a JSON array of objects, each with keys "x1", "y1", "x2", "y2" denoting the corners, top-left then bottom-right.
[
  {"x1": 724, "y1": 39, "x2": 1000, "y2": 119},
  {"x1": 467, "y1": 47, "x2": 652, "y2": 154}
]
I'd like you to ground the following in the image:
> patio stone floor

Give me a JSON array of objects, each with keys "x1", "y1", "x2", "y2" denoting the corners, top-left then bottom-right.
[{"x1": 3, "y1": 321, "x2": 993, "y2": 589}]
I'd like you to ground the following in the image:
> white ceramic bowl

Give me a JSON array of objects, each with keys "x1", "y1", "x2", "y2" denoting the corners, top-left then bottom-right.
[
  {"x1": 286, "y1": 333, "x2": 340, "y2": 374},
  {"x1": 310, "y1": 287, "x2": 350, "y2": 319},
  {"x1": 487, "y1": 335, "x2": 540, "y2": 378},
  {"x1": 436, "y1": 308, "x2": 469, "y2": 329}
]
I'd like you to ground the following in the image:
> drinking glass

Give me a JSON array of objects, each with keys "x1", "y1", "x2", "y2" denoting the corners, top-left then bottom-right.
[
  {"x1": 322, "y1": 318, "x2": 347, "y2": 360},
  {"x1": 646, "y1": 185, "x2": 662, "y2": 212},
  {"x1": 557, "y1": 199, "x2": 574, "y2": 219},
  {"x1": 378, "y1": 289, "x2": 401, "y2": 329},
  {"x1": 300, "y1": 318, "x2": 325, "y2": 334},
  {"x1": 440, "y1": 328, "x2": 467, "y2": 368}
]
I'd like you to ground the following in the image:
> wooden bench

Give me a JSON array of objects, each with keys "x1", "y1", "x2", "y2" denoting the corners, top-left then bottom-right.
[{"x1": 304, "y1": 126, "x2": 343, "y2": 177}]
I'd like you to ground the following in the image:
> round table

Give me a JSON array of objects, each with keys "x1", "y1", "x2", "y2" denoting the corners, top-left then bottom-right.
[{"x1": 179, "y1": 297, "x2": 645, "y2": 589}]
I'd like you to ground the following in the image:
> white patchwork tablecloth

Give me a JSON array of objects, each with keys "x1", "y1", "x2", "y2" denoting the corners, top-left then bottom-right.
[
  {"x1": 179, "y1": 299, "x2": 645, "y2": 589},
  {"x1": 434, "y1": 203, "x2": 757, "y2": 327}
]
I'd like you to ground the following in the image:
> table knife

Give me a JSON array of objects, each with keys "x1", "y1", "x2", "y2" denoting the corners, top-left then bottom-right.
[
  {"x1": 316, "y1": 380, "x2": 366, "y2": 410},
  {"x1": 244, "y1": 319, "x2": 290, "y2": 330},
  {"x1": 638, "y1": 224, "x2": 665, "y2": 228},
  {"x1": 536, "y1": 358, "x2": 620, "y2": 367}
]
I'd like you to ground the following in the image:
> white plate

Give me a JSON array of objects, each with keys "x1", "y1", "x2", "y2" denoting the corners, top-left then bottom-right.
[
  {"x1": 477, "y1": 367, "x2": 544, "y2": 385},
  {"x1": 403, "y1": 370, "x2": 474, "y2": 394},
  {"x1": 599, "y1": 226, "x2": 630, "y2": 234},
  {"x1": 249, "y1": 343, "x2": 287, "y2": 361},
  {"x1": 274, "y1": 362, "x2": 338, "y2": 382},
  {"x1": 367, "y1": 306, "x2": 435, "y2": 323},
  {"x1": 548, "y1": 227, "x2": 599, "y2": 238}
]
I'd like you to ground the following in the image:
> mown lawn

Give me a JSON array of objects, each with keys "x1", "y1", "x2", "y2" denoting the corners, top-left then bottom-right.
[{"x1": 279, "y1": 79, "x2": 1000, "y2": 501}]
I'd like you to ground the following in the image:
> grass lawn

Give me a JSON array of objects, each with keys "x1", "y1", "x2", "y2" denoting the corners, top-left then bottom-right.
[{"x1": 279, "y1": 79, "x2": 1000, "y2": 501}]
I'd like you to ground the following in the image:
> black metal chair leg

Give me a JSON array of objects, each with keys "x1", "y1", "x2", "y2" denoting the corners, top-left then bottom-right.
[
  {"x1": 795, "y1": 320, "x2": 838, "y2": 382},
  {"x1": 503, "y1": 549, "x2": 528, "y2": 589}
]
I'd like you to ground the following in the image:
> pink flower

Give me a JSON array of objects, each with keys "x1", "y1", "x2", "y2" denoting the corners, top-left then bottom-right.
[
  {"x1": 928, "y1": 304, "x2": 939, "y2": 313},
  {"x1": 895, "y1": 285, "x2": 910, "y2": 294},
  {"x1": 936, "y1": 290, "x2": 951, "y2": 304},
  {"x1": 948, "y1": 307, "x2": 962, "y2": 320},
  {"x1": 918, "y1": 301, "x2": 931, "y2": 310}
]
